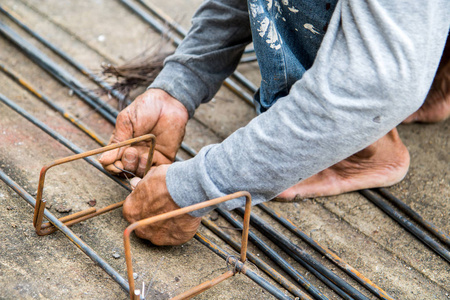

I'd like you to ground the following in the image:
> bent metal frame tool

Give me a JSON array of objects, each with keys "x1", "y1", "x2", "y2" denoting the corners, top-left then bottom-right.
[
  {"x1": 27, "y1": 132, "x2": 254, "y2": 299},
  {"x1": 32, "y1": 134, "x2": 155, "y2": 236}
]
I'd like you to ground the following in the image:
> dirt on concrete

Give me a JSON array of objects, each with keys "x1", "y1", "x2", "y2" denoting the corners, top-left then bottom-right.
[{"x1": 0, "y1": 1, "x2": 448, "y2": 299}]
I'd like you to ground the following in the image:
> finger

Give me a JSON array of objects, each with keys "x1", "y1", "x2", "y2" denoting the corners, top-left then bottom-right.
[
  {"x1": 151, "y1": 151, "x2": 173, "y2": 166},
  {"x1": 122, "y1": 147, "x2": 139, "y2": 173},
  {"x1": 130, "y1": 177, "x2": 142, "y2": 189},
  {"x1": 123, "y1": 193, "x2": 138, "y2": 224},
  {"x1": 103, "y1": 160, "x2": 124, "y2": 175},
  {"x1": 135, "y1": 153, "x2": 149, "y2": 178}
]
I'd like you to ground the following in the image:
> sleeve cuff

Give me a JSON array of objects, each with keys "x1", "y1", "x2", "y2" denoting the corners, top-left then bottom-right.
[
  {"x1": 165, "y1": 145, "x2": 247, "y2": 217},
  {"x1": 149, "y1": 61, "x2": 209, "y2": 118}
]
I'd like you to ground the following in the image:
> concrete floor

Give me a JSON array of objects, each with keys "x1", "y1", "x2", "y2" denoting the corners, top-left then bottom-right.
[{"x1": 0, "y1": 1, "x2": 448, "y2": 299}]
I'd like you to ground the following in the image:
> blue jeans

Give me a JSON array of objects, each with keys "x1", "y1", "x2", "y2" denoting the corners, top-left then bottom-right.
[{"x1": 248, "y1": 0, "x2": 338, "y2": 113}]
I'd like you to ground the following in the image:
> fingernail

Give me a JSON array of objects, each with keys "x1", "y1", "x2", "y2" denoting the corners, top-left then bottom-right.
[{"x1": 124, "y1": 152, "x2": 136, "y2": 162}]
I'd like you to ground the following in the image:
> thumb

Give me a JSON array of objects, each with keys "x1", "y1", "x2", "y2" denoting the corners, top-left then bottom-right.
[
  {"x1": 98, "y1": 112, "x2": 134, "y2": 166},
  {"x1": 130, "y1": 177, "x2": 142, "y2": 189}
]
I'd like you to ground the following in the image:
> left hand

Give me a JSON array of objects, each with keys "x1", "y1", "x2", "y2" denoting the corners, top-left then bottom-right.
[{"x1": 123, "y1": 165, "x2": 201, "y2": 246}]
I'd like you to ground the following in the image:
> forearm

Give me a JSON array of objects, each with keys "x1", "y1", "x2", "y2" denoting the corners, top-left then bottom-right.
[
  {"x1": 167, "y1": 0, "x2": 450, "y2": 216},
  {"x1": 150, "y1": 0, "x2": 252, "y2": 117}
]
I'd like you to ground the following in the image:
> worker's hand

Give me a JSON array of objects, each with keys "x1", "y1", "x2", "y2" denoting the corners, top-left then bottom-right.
[
  {"x1": 99, "y1": 89, "x2": 188, "y2": 177},
  {"x1": 123, "y1": 165, "x2": 201, "y2": 246}
]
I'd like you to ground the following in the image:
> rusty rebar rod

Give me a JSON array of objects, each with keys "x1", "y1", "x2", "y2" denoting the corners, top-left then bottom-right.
[
  {"x1": 0, "y1": 93, "x2": 129, "y2": 191},
  {"x1": 0, "y1": 169, "x2": 130, "y2": 293},
  {"x1": 234, "y1": 208, "x2": 364, "y2": 300},
  {"x1": 201, "y1": 217, "x2": 313, "y2": 300},
  {"x1": 0, "y1": 5, "x2": 128, "y2": 105},
  {"x1": 0, "y1": 93, "x2": 286, "y2": 299},
  {"x1": 119, "y1": 0, "x2": 256, "y2": 106},
  {"x1": 376, "y1": 188, "x2": 450, "y2": 248},
  {"x1": 236, "y1": 208, "x2": 369, "y2": 300},
  {"x1": 360, "y1": 189, "x2": 450, "y2": 263},
  {"x1": 194, "y1": 233, "x2": 292, "y2": 300},
  {"x1": 258, "y1": 202, "x2": 395, "y2": 300},
  {"x1": 33, "y1": 134, "x2": 155, "y2": 235},
  {"x1": 124, "y1": 191, "x2": 252, "y2": 300},
  {"x1": 0, "y1": 20, "x2": 118, "y2": 123},
  {"x1": 216, "y1": 208, "x2": 330, "y2": 300},
  {"x1": 0, "y1": 62, "x2": 108, "y2": 146}
]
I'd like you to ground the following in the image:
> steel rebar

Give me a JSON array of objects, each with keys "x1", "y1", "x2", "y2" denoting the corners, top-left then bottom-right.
[
  {"x1": 236, "y1": 208, "x2": 369, "y2": 300},
  {"x1": 0, "y1": 62, "x2": 108, "y2": 146},
  {"x1": 216, "y1": 208, "x2": 330, "y2": 300},
  {"x1": 194, "y1": 232, "x2": 292, "y2": 300},
  {"x1": 0, "y1": 92, "x2": 129, "y2": 191},
  {"x1": 0, "y1": 169, "x2": 130, "y2": 293},
  {"x1": 360, "y1": 189, "x2": 450, "y2": 263},
  {"x1": 376, "y1": 187, "x2": 450, "y2": 248},
  {"x1": 135, "y1": 0, "x2": 258, "y2": 93},
  {"x1": 119, "y1": 0, "x2": 256, "y2": 106},
  {"x1": 201, "y1": 217, "x2": 313, "y2": 300},
  {"x1": 0, "y1": 5, "x2": 128, "y2": 104},
  {"x1": 0, "y1": 21, "x2": 118, "y2": 122},
  {"x1": 258, "y1": 203, "x2": 395, "y2": 300}
]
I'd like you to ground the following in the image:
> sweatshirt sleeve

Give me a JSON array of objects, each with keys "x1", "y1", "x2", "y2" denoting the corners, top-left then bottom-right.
[
  {"x1": 166, "y1": 0, "x2": 450, "y2": 217},
  {"x1": 149, "y1": 0, "x2": 252, "y2": 118}
]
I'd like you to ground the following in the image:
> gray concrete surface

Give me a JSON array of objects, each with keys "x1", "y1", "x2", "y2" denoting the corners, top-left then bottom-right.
[{"x1": 0, "y1": 1, "x2": 448, "y2": 299}]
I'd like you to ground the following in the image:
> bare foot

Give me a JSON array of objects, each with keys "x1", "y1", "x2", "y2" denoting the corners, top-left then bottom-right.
[
  {"x1": 403, "y1": 38, "x2": 450, "y2": 123},
  {"x1": 275, "y1": 129, "x2": 410, "y2": 201}
]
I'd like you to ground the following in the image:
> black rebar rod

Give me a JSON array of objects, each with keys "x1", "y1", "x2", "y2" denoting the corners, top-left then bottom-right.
[
  {"x1": 235, "y1": 208, "x2": 368, "y2": 300},
  {"x1": 0, "y1": 5, "x2": 128, "y2": 105},
  {"x1": 376, "y1": 188, "x2": 450, "y2": 248},
  {"x1": 360, "y1": 189, "x2": 450, "y2": 263},
  {"x1": 258, "y1": 203, "x2": 395, "y2": 300},
  {"x1": 0, "y1": 93, "x2": 129, "y2": 191},
  {"x1": 119, "y1": 0, "x2": 256, "y2": 106},
  {"x1": 201, "y1": 218, "x2": 312, "y2": 300},
  {"x1": 216, "y1": 208, "x2": 331, "y2": 300},
  {"x1": 0, "y1": 92, "x2": 289, "y2": 298},
  {"x1": 194, "y1": 232, "x2": 292, "y2": 300},
  {"x1": 134, "y1": 0, "x2": 258, "y2": 94},
  {"x1": 0, "y1": 21, "x2": 118, "y2": 121},
  {"x1": 0, "y1": 62, "x2": 108, "y2": 146},
  {"x1": 0, "y1": 169, "x2": 130, "y2": 293}
]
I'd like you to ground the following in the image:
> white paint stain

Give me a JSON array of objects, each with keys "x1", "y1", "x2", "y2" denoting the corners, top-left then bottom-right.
[
  {"x1": 274, "y1": 1, "x2": 282, "y2": 15},
  {"x1": 304, "y1": 23, "x2": 320, "y2": 34},
  {"x1": 288, "y1": 6, "x2": 299, "y2": 13},
  {"x1": 281, "y1": 0, "x2": 289, "y2": 5},
  {"x1": 266, "y1": 0, "x2": 273, "y2": 10},
  {"x1": 266, "y1": 23, "x2": 281, "y2": 50},
  {"x1": 258, "y1": 17, "x2": 270, "y2": 37},
  {"x1": 250, "y1": 3, "x2": 263, "y2": 18}
]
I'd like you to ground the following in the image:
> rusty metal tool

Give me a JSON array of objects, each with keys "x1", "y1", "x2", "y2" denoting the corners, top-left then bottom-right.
[
  {"x1": 33, "y1": 134, "x2": 155, "y2": 236},
  {"x1": 0, "y1": 169, "x2": 130, "y2": 293},
  {"x1": 216, "y1": 208, "x2": 330, "y2": 300},
  {"x1": 201, "y1": 217, "x2": 313, "y2": 300},
  {"x1": 124, "y1": 191, "x2": 252, "y2": 300},
  {"x1": 194, "y1": 233, "x2": 291, "y2": 300},
  {"x1": 259, "y1": 202, "x2": 395, "y2": 300}
]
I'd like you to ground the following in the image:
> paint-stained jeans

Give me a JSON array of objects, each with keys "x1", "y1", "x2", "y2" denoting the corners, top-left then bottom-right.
[{"x1": 248, "y1": 0, "x2": 338, "y2": 113}]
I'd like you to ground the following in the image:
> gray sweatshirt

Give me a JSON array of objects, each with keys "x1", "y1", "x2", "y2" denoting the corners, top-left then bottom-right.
[{"x1": 151, "y1": 0, "x2": 450, "y2": 217}]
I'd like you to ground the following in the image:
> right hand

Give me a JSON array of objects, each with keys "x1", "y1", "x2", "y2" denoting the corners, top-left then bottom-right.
[{"x1": 99, "y1": 89, "x2": 188, "y2": 177}]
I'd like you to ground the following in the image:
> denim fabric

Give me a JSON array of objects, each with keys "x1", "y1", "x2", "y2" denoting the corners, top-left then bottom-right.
[{"x1": 249, "y1": 0, "x2": 337, "y2": 113}]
